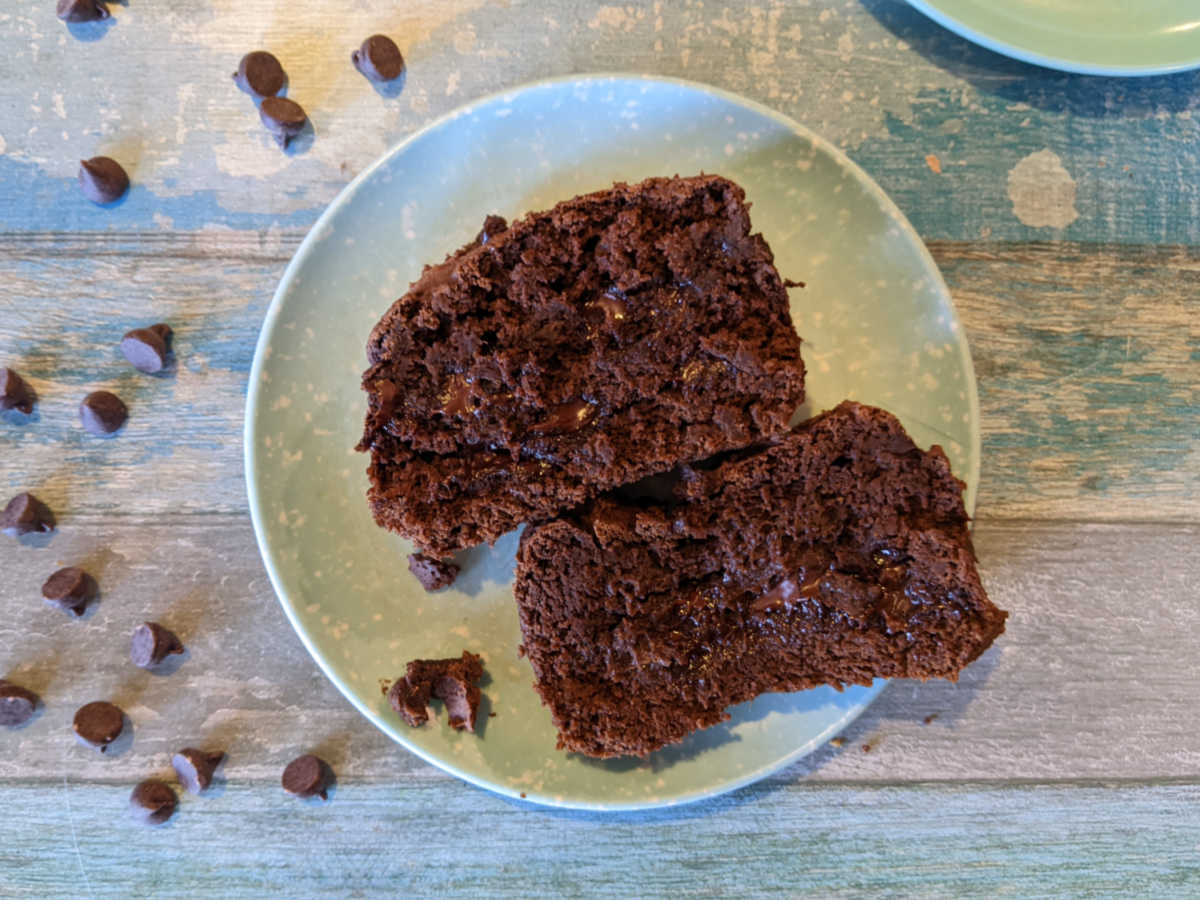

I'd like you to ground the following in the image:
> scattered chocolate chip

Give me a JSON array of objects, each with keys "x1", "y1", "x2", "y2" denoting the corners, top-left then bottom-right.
[
  {"x1": 57, "y1": 0, "x2": 109, "y2": 23},
  {"x1": 130, "y1": 622, "x2": 184, "y2": 670},
  {"x1": 281, "y1": 754, "x2": 331, "y2": 800},
  {"x1": 129, "y1": 780, "x2": 176, "y2": 825},
  {"x1": 79, "y1": 390, "x2": 127, "y2": 435},
  {"x1": 0, "y1": 680, "x2": 39, "y2": 727},
  {"x1": 0, "y1": 368, "x2": 35, "y2": 414},
  {"x1": 259, "y1": 96, "x2": 307, "y2": 149},
  {"x1": 78, "y1": 157, "x2": 129, "y2": 204},
  {"x1": 172, "y1": 748, "x2": 225, "y2": 795},
  {"x1": 351, "y1": 34, "x2": 405, "y2": 83},
  {"x1": 120, "y1": 324, "x2": 172, "y2": 374},
  {"x1": 73, "y1": 701, "x2": 124, "y2": 751},
  {"x1": 388, "y1": 651, "x2": 484, "y2": 732},
  {"x1": 407, "y1": 553, "x2": 459, "y2": 592},
  {"x1": 233, "y1": 51, "x2": 286, "y2": 99},
  {"x1": 1, "y1": 493, "x2": 55, "y2": 537},
  {"x1": 41, "y1": 566, "x2": 97, "y2": 616}
]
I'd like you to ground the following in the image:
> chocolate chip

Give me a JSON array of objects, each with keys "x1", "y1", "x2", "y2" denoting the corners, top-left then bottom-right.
[
  {"x1": 57, "y1": 0, "x2": 109, "y2": 22},
  {"x1": 172, "y1": 748, "x2": 225, "y2": 795},
  {"x1": 41, "y1": 566, "x2": 97, "y2": 616},
  {"x1": 259, "y1": 97, "x2": 307, "y2": 149},
  {"x1": 1, "y1": 493, "x2": 55, "y2": 537},
  {"x1": 130, "y1": 622, "x2": 184, "y2": 670},
  {"x1": 407, "y1": 553, "x2": 459, "y2": 592},
  {"x1": 281, "y1": 754, "x2": 331, "y2": 800},
  {"x1": 79, "y1": 390, "x2": 127, "y2": 435},
  {"x1": 233, "y1": 51, "x2": 286, "y2": 99},
  {"x1": 0, "y1": 368, "x2": 35, "y2": 414},
  {"x1": 352, "y1": 35, "x2": 405, "y2": 83},
  {"x1": 120, "y1": 324, "x2": 172, "y2": 374},
  {"x1": 78, "y1": 157, "x2": 129, "y2": 204},
  {"x1": 129, "y1": 780, "x2": 176, "y2": 825},
  {"x1": 0, "y1": 680, "x2": 39, "y2": 728},
  {"x1": 73, "y1": 701, "x2": 124, "y2": 751}
]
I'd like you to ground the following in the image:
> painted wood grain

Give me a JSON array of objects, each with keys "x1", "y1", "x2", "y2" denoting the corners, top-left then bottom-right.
[
  {"x1": 3, "y1": 1, "x2": 1200, "y2": 245},
  {"x1": 1, "y1": 517, "x2": 1196, "y2": 785},
  {"x1": 2, "y1": 234, "x2": 1195, "y2": 521},
  {"x1": 3, "y1": 778, "x2": 1198, "y2": 898}
]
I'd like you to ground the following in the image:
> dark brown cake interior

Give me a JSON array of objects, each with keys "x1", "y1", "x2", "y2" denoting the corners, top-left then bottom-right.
[
  {"x1": 358, "y1": 174, "x2": 805, "y2": 556},
  {"x1": 515, "y1": 401, "x2": 1007, "y2": 758}
]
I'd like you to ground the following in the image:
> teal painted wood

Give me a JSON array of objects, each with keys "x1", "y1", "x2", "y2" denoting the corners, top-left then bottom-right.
[
  {"x1": 3, "y1": 779, "x2": 1198, "y2": 897},
  {"x1": 2, "y1": 2, "x2": 1200, "y2": 245},
  {"x1": 2, "y1": 235, "x2": 1195, "y2": 522}
]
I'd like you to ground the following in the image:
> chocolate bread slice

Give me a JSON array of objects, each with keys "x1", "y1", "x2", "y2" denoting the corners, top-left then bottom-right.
[
  {"x1": 357, "y1": 175, "x2": 805, "y2": 556},
  {"x1": 515, "y1": 401, "x2": 1006, "y2": 758}
]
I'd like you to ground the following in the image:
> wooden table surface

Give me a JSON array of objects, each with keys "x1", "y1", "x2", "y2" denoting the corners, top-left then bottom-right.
[{"x1": 2, "y1": 1, "x2": 1198, "y2": 895}]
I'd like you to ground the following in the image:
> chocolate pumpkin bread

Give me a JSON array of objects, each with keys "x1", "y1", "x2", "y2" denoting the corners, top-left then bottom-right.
[
  {"x1": 357, "y1": 174, "x2": 806, "y2": 556},
  {"x1": 514, "y1": 401, "x2": 1006, "y2": 758}
]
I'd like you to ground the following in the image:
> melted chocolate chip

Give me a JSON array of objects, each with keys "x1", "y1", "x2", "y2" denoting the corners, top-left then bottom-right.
[
  {"x1": 73, "y1": 701, "x2": 124, "y2": 751},
  {"x1": 351, "y1": 34, "x2": 405, "y2": 83},
  {"x1": 281, "y1": 754, "x2": 330, "y2": 800},
  {"x1": 78, "y1": 157, "x2": 129, "y2": 204},
  {"x1": 529, "y1": 400, "x2": 596, "y2": 434},
  {"x1": 591, "y1": 294, "x2": 628, "y2": 323},
  {"x1": 172, "y1": 748, "x2": 225, "y2": 795},
  {"x1": 0, "y1": 368, "x2": 35, "y2": 414},
  {"x1": 129, "y1": 780, "x2": 176, "y2": 825},
  {"x1": 439, "y1": 376, "x2": 473, "y2": 417},
  {"x1": 41, "y1": 566, "x2": 97, "y2": 616},
  {"x1": 1, "y1": 493, "x2": 55, "y2": 537},
  {"x1": 130, "y1": 622, "x2": 184, "y2": 670},
  {"x1": 0, "y1": 680, "x2": 39, "y2": 727},
  {"x1": 233, "y1": 51, "x2": 285, "y2": 98},
  {"x1": 79, "y1": 390, "x2": 127, "y2": 435},
  {"x1": 57, "y1": 0, "x2": 109, "y2": 23},
  {"x1": 407, "y1": 553, "x2": 459, "y2": 592},
  {"x1": 120, "y1": 324, "x2": 172, "y2": 374},
  {"x1": 259, "y1": 96, "x2": 307, "y2": 149}
]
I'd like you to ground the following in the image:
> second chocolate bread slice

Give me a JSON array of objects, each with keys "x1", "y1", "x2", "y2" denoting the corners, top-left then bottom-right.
[
  {"x1": 515, "y1": 401, "x2": 1007, "y2": 758},
  {"x1": 357, "y1": 174, "x2": 806, "y2": 556}
]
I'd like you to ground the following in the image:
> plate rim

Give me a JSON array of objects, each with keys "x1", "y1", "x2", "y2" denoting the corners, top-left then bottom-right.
[
  {"x1": 905, "y1": 0, "x2": 1200, "y2": 77},
  {"x1": 244, "y1": 72, "x2": 976, "y2": 811}
]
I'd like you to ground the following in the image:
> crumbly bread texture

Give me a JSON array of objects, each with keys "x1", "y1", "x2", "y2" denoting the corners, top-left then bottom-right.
[
  {"x1": 515, "y1": 401, "x2": 1007, "y2": 758},
  {"x1": 357, "y1": 174, "x2": 805, "y2": 556}
]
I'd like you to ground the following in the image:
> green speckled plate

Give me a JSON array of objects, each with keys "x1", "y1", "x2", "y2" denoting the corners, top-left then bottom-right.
[
  {"x1": 907, "y1": 0, "x2": 1200, "y2": 76},
  {"x1": 245, "y1": 75, "x2": 979, "y2": 810}
]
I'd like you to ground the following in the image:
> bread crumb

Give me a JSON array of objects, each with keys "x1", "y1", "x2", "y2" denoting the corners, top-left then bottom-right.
[
  {"x1": 923, "y1": 713, "x2": 939, "y2": 725},
  {"x1": 829, "y1": 736, "x2": 846, "y2": 748},
  {"x1": 925, "y1": 154, "x2": 942, "y2": 175}
]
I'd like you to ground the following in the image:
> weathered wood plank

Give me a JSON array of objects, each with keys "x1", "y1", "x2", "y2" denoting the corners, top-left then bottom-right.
[
  {"x1": 2, "y1": 235, "x2": 1195, "y2": 521},
  {"x1": 3, "y1": 1, "x2": 1200, "y2": 246},
  {"x1": 1, "y1": 517, "x2": 1196, "y2": 784},
  {"x1": 2, "y1": 778, "x2": 1198, "y2": 897}
]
